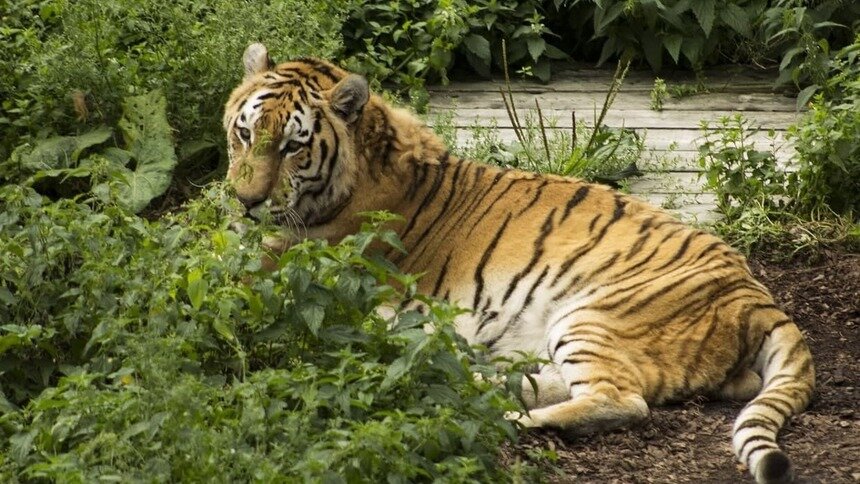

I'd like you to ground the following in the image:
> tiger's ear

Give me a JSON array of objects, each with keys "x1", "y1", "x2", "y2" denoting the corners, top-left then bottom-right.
[
  {"x1": 243, "y1": 43, "x2": 272, "y2": 78},
  {"x1": 327, "y1": 75, "x2": 369, "y2": 124}
]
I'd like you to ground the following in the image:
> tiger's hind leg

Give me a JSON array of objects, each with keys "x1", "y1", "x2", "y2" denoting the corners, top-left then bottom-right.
[
  {"x1": 717, "y1": 368, "x2": 762, "y2": 401},
  {"x1": 514, "y1": 386, "x2": 650, "y2": 437},
  {"x1": 513, "y1": 317, "x2": 650, "y2": 437}
]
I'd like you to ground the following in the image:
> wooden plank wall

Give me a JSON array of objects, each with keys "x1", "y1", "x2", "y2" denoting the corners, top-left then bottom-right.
[{"x1": 427, "y1": 65, "x2": 801, "y2": 223}]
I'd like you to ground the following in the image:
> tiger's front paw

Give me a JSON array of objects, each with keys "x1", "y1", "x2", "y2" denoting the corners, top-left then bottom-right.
[{"x1": 504, "y1": 410, "x2": 539, "y2": 428}]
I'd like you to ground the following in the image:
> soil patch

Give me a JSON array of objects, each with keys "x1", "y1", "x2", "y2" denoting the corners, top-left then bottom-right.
[{"x1": 507, "y1": 250, "x2": 860, "y2": 483}]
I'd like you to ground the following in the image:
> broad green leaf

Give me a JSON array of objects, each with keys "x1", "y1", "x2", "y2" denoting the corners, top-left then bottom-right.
[
  {"x1": 641, "y1": 32, "x2": 663, "y2": 72},
  {"x1": 526, "y1": 37, "x2": 546, "y2": 62},
  {"x1": 115, "y1": 90, "x2": 177, "y2": 213},
  {"x1": 663, "y1": 34, "x2": 683, "y2": 63},
  {"x1": 187, "y1": 268, "x2": 208, "y2": 310},
  {"x1": 543, "y1": 44, "x2": 568, "y2": 60},
  {"x1": 681, "y1": 35, "x2": 704, "y2": 66},
  {"x1": 796, "y1": 85, "x2": 819, "y2": 110},
  {"x1": 0, "y1": 286, "x2": 15, "y2": 306},
  {"x1": 18, "y1": 126, "x2": 112, "y2": 172},
  {"x1": 462, "y1": 34, "x2": 490, "y2": 62},
  {"x1": 594, "y1": 2, "x2": 625, "y2": 32},
  {"x1": 9, "y1": 430, "x2": 36, "y2": 461},
  {"x1": 532, "y1": 59, "x2": 551, "y2": 83},
  {"x1": 382, "y1": 355, "x2": 411, "y2": 389},
  {"x1": 691, "y1": 0, "x2": 716, "y2": 35},
  {"x1": 720, "y1": 4, "x2": 752, "y2": 38},
  {"x1": 212, "y1": 320, "x2": 235, "y2": 341},
  {"x1": 300, "y1": 304, "x2": 325, "y2": 335}
]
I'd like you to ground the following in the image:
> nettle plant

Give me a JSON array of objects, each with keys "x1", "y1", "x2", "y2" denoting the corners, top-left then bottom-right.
[
  {"x1": 697, "y1": 114, "x2": 788, "y2": 223},
  {"x1": 0, "y1": 184, "x2": 529, "y2": 481},
  {"x1": 342, "y1": 0, "x2": 562, "y2": 97},
  {"x1": 553, "y1": 0, "x2": 767, "y2": 72}
]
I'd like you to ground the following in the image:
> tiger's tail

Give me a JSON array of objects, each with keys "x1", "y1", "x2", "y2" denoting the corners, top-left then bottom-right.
[{"x1": 732, "y1": 321, "x2": 815, "y2": 484}]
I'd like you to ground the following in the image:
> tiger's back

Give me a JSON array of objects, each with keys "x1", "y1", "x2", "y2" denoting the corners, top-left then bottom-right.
[{"x1": 223, "y1": 44, "x2": 815, "y2": 484}]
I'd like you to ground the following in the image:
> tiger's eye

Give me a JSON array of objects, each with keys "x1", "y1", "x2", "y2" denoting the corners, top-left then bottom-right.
[
  {"x1": 238, "y1": 127, "x2": 251, "y2": 142},
  {"x1": 281, "y1": 140, "x2": 303, "y2": 155}
]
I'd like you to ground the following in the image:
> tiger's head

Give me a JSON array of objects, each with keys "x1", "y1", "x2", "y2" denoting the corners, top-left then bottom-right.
[{"x1": 222, "y1": 43, "x2": 370, "y2": 228}]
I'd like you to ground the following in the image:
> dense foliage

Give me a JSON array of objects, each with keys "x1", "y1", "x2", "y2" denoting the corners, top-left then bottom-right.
[
  {"x1": 789, "y1": 36, "x2": 860, "y2": 219},
  {"x1": 342, "y1": 0, "x2": 564, "y2": 98},
  {"x1": 1, "y1": 0, "x2": 348, "y2": 168},
  {"x1": 0, "y1": 184, "x2": 528, "y2": 481},
  {"x1": 1, "y1": 3, "x2": 858, "y2": 479}
]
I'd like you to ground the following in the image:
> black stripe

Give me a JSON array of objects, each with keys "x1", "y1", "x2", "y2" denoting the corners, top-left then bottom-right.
[
  {"x1": 431, "y1": 255, "x2": 452, "y2": 298},
  {"x1": 473, "y1": 214, "x2": 513, "y2": 308},
  {"x1": 466, "y1": 177, "x2": 527, "y2": 237},
  {"x1": 735, "y1": 416, "x2": 780, "y2": 432},
  {"x1": 400, "y1": 161, "x2": 448, "y2": 241},
  {"x1": 502, "y1": 209, "x2": 556, "y2": 303},
  {"x1": 762, "y1": 318, "x2": 792, "y2": 338},
  {"x1": 746, "y1": 398, "x2": 791, "y2": 417},
  {"x1": 739, "y1": 435, "x2": 776, "y2": 457},
  {"x1": 516, "y1": 180, "x2": 549, "y2": 216},
  {"x1": 408, "y1": 161, "x2": 465, "y2": 253},
  {"x1": 561, "y1": 186, "x2": 590, "y2": 221},
  {"x1": 745, "y1": 444, "x2": 779, "y2": 463}
]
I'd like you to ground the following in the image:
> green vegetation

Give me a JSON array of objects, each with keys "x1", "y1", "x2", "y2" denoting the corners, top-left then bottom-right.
[
  {"x1": 0, "y1": 184, "x2": 530, "y2": 481},
  {"x1": 1, "y1": 1, "x2": 858, "y2": 481},
  {"x1": 1, "y1": 0, "x2": 348, "y2": 175},
  {"x1": 342, "y1": 0, "x2": 563, "y2": 96},
  {"x1": 696, "y1": 38, "x2": 860, "y2": 254}
]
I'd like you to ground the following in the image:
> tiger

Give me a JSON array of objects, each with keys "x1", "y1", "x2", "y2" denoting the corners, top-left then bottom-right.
[{"x1": 223, "y1": 43, "x2": 815, "y2": 484}]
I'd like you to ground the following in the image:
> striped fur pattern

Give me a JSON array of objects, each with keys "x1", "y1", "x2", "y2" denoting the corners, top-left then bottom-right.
[{"x1": 223, "y1": 44, "x2": 815, "y2": 484}]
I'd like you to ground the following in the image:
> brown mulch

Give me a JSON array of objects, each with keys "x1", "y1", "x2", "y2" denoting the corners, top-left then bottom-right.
[{"x1": 506, "y1": 250, "x2": 860, "y2": 483}]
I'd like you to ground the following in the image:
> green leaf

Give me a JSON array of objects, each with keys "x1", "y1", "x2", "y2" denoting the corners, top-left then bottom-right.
[
  {"x1": 187, "y1": 268, "x2": 208, "y2": 310},
  {"x1": 594, "y1": 2, "x2": 626, "y2": 32},
  {"x1": 18, "y1": 127, "x2": 112, "y2": 172},
  {"x1": 681, "y1": 35, "x2": 704, "y2": 66},
  {"x1": 663, "y1": 35, "x2": 683, "y2": 64},
  {"x1": 382, "y1": 355, "x2": 411, "y2": 389},
  {"x1": 543, "y1": 44, "x2": 568, "y2": 60},
  {"x1": 212, "y1": 320, "x2": 236, "y2": 341},
  {"x1": 641, "y1": 32, "x2": 663, "y2": 72},
  {"x1": 720, "y1": 4, "x2": 752, "y2": 38},
  {"x1": 532, "y1": 59, "x2": 551, "y2": 83},
  {"x1": 114, "y1": 90, "x2": 177, "y2": 213},
  {"x1": 300, "y1": 304, "x2": 325, "y2": 335},
  {"x1": 462, "y1": 34, "x2": 490, "y2": 62},
  {"x1": 690, "y1": 0, "x2": 715, "y2": 36},
  {"x1": 9, "y1": 430, "x2": 36, "y2": 461},
  {"x1": 0, "y1": 286, "x2": 15, "y2": 306},
  {"x1": 526, "y1": 37, "x2": 546, "y2": 62},
  {"x1": 796, "y1": 85, "x2": 819, "y2": 110}
]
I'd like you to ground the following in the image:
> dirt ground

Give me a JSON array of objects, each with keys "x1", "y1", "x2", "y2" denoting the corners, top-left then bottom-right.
[{"x1": 507, "y1": 250, "x2": 860, "y2": 483}]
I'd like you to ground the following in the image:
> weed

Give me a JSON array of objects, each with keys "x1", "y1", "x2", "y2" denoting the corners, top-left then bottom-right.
[
  {"x1": 697, "y1": 114, "x2": 788, "y2": 222},
  {"x1": 650, "y1": 78, "x2": 667, "y2": 111}
]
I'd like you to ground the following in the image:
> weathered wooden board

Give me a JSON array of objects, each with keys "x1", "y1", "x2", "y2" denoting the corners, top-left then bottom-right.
[
  {"x1": 451, "y1": 127, "x2": 795, "y2": 155},
  {"x1": 444, "y1": 108, "x2": 799, "y2": 129},
  {"x1": 427, "y1": 65, "x2": 796, "y2": 219},
  {"x1": 427, "y1": 70, "x2": 779, "y2": 94},
  {"x1": 430, "y1": 91, "x2": 798, "y2": 113}
]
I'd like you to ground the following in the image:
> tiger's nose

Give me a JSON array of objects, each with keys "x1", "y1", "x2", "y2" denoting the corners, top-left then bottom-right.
[{"x1": 238, "y1": 195, "x2": 266, "y2": 210}]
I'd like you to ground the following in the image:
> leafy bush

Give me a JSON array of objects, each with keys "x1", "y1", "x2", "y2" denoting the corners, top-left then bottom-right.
[
  {"x1": 1, "y1": 0, "x2": 348, "y2": 169},
  {"x1": 789, "y1": 36, "x2": 860, "y2": 219},
  {"x1": 549, "y1": 0, "x2": 768, "y2": 72},
  {"x1": 3, "y1": 90, "x2": 176, "y2": 213},
  {"x1": 697, "y1": 114, "x2": 788, "y2": 223},
  {"x1": 0, "y1": 184, "x2": 526, "y2": 481},
  {"x1": 341, "y1": 0, "x2": 563, "y2": 95},
  {"x1": 761, "y1": 0, "x2": 860, "y2": 92}
]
